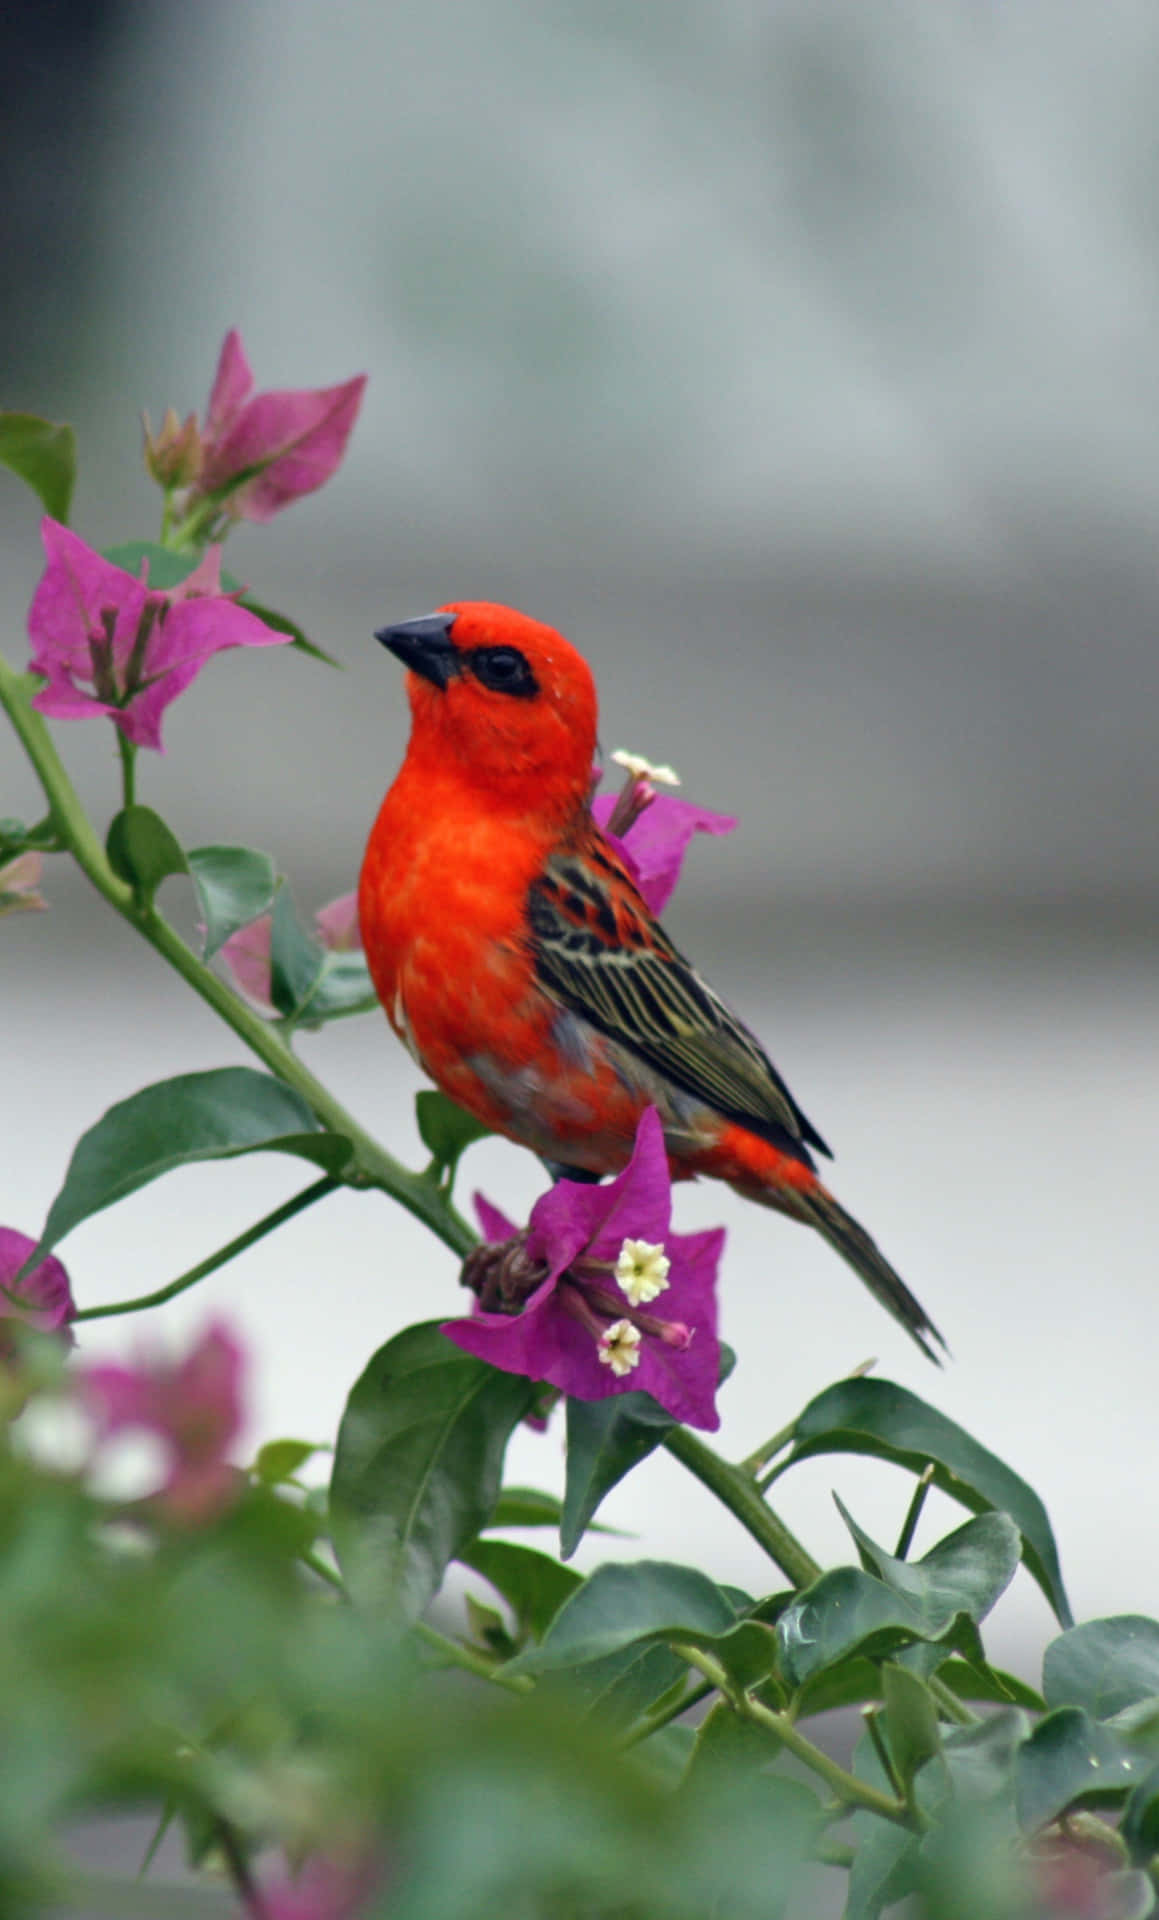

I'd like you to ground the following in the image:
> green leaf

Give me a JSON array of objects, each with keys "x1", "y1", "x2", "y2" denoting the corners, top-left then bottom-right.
[
  {"x1": 237, "y1": 594, "x2": 341, "y2": 667},
  {"x1": 789, "y1": 1376, "x2": 1071, "y2": 1625},
  {"x1": 504, "y1": 1560, "x2": 773, "y2": 1687},
  {"x1": 561, "y1": 1390, "x2": 674, "y2": 1559},
  {"x1": 1044, "y1": 1617, "x2": 1159, "y2": 1719},
  {"x1": 268, "y1": 885, "x2": 325, "y2": 1018},
  {"x1": 1016, "y1": 1705, "x2": 1159, "y2": 1831},
  {"x1": 881, "y1": 1662, "x2": 941, "y2": 1792},
  {"x1": 489, "y1": 1486, "x2": 567, "y2": 1529},
  {"x1": 186, "y1": 845, "x2": 278, "y2": 960},
  {"x1": 103, "y1": 541, "x2": 216, "y2": 590},
  {"x1": 1122, "y1": 1761, "x2": 1159, "y2": 1867},
  {"x1": 458, "y1": 1539, "x2": 583, "y2": 1643},
  {"x1": 105, "y1": 805, "x2": 187, "y2": 903},
  {"x1": 778, "y1": 1565, "x2": 982, "y2": 1693},
  {"x1": 253, "y1": 1439, "x2": 325, "y2": 1485},
  {"x1": 845, "y1": 1732, "x2": 922, "y2": 1920},
  {"x1": 684, "y1": 1700, "x2": 786, "y2": 1786},
  {"x1": 415, "y1": 1091, "x2": 492, "y2": 1173},
  {"x1": 937, "y1": 1658, "x2": 1046, "y2": 1711},
  {"x1": 33, "y1": 1067, "x2": 350, "y2": 1256},
  {"x1": 302, "y1": 949, "x2": 379, "y2": 1025},
  {"x1": 0, "y1": 412, "x2": 76, "y2": 521},
  {"x1": 330, "y1": 1322, "x2": 537, "y2": 1623},
  {"x1": 836, "y1": 1497, "x2": 1021, "y2": 1677},
  {"x1": 559, "y1": 1638, "x2": 691, "y2": 1731}
]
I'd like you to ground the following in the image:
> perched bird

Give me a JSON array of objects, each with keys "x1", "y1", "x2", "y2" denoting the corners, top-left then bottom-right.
[{"x1": 359, "y1": 602, "x2": 944, "y2": 1360}]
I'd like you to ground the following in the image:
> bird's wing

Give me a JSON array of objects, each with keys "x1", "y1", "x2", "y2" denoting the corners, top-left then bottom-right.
[{"x1": 526, "y1": 836, "x2": 831, "y2": 1162}]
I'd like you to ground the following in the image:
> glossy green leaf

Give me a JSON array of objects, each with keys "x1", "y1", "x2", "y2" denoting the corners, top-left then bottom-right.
[
  {"x1": 237, "y1": 594, "x2": 341, "y2": 667},
  {"x1": 187, "y1": 845, "x2": 278, "y2": 960},
  {"x1": 302, "y1": 949, "x2": 379, "y2": 1024},
  {"x1": 881, "y1": 1662, "x2": 941, "y2": 1792},
  {"x1": 102, "y1": 541, "x2": 200, "y2": 589},
  {"x1": 105, "y1": 805, "x2": 187, "y2": 903},
  {"x1": 789, "y1": 1376, "x2": 1071, "y2": 1624},
  {"x1": 1122, "y1": 1761, "x2": 1159, "y2": 1866},
  {"x1": 330, "y1": 1322, "x2": 537, "y2": 1623},
  {"x1": 561, "y1": 1390, "x2": 674, "y2": 1559},
  {"x1": 563, "y1": 1638, "x2": 692, "y2": 1730},
  {"x1": 489, "y1": 1486, "x2": 567, "y2": 1529},
  {"x1": 937, "y1": 1658, "x2": 1046, "y2": 1711},
  {"x1": 1016, "y1": 1705, "x2": 1159, "y2": 1831},
  {"x1": 253, "y1": 1439, "x2": 325, "y2": 1486},
  {"x1": 415, "y1": 1091, "x2": 492, "y2": 1171},
  {"x1": 0, "y1": 412, "x2": 76, "y2": 521},
  {"x1": 777, "y1": 1566, "x2": 981, "y2": 1692},
  {"x1": 33, "y1": 1067, "x2": 349, "y2": 1257},
  {"x1": 1044, "y1": 1617, "x2": 1159, "y2": 1719},
  {"x1": 684, "y1": 1700, "x2": 786, "y2": 1785},
  {"x1": 268, "y1": 885, "x2": 325, "y2": 1018},
  {"x1": 458, "y1": 1539, "x2": 583, "y2": 1643},
  {"x1": 836, "y1": 1497, "x2": 1021, "y2": 1678},
  {"x1": 505, "y1": 1559, "x2": 775, "y2": 1690}
]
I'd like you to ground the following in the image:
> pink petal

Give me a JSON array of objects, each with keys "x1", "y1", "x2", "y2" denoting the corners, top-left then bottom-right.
[
  {"x1": 526, "y1": 1106, "x2": 670, "y2": 1275},
  {"x1": 473, "y1": 1193, "x2": 518, "y2": 1243},
  {"x1": 220, "y1": 914, "x2": 275, "y2": 1011},
  {"x1": 0, "y1": 1229, "x2": 75, "y2": 1331},
  {"x1": 204, "y1": 376, "x2": 367, "y2": 522},
  {"x1": 592, "y1": 790, "x2": 737, "y2": 916},
  {"x1": 27, "y1": 519, "x2": 147, "y2": 676},
  {"x1": 204, "y1": 328, "x2": 254, "y2": 440},
  {"x1": 314, "y1": 890, "x2": 362, "y2": 952}
]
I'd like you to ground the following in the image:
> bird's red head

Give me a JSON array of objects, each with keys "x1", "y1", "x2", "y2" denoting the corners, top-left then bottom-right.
[{"x1": 375, "y1": 601, "x2": 598, "y2": 815}]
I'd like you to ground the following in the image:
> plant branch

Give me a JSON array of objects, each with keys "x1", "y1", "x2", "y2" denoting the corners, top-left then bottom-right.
[
  {"x1": 663, "y1": 1425, "x2": 821, "y2": 1589},
  {"x1": 673, "y1": 1645, "x2": 917, "y2": 1829},
  {"x1": 0, "y1": 654, "x2": 476, "y2": 1258},
  {"x1": 413, "y1": 1621, "x2": 534, "y2": 1695},
  {"x1": 73, "y1": 1176, "x2": 340, "y2": 1321}
]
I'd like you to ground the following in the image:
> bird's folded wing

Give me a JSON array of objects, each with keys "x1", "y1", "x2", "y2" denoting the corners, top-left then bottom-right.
[{"x1": 527, "y1": 850, "x2": 831, "y2": 1161}]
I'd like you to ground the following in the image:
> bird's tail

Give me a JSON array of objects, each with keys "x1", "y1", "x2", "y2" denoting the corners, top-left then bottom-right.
[
  {"x1": 797, "y1": 1183, "x2": 947, "y2": 1364},
  {"x1": 699, "y1": 1125, "x2": 946, "y2": 1361}
]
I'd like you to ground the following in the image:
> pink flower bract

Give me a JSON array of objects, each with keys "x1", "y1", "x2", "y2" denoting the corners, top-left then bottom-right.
[
  {"x1": 197, "y1": 329, "x2": 367, "y2": 524},
  {"x1": 0, "y1": 1229, "x2": 75, "y2": 1353},
  {"x1": 592, "y1": 787, "x2": 737, "y2": 916},
  {"x1": 443, "y1": 1109, "x2": 724, "y2": 1430},
  {"x1": 27, "y1": 521, "x2": 287, "y2": 750},
  {"x1": 83, "y1": 1319, "x2": 246, "y2": 1524},
  {"x1": 220, "y1": 888, "x2": 361, "y2": 1014}
]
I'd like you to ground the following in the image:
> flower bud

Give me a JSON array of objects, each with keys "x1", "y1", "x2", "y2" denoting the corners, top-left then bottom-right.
[{"x1": 142, "y1": 407, "x2": 204, "y2": 489}]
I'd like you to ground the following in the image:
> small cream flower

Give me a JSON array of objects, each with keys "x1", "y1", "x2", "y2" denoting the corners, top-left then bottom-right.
[
  {"x1": 615, "y1": 1238, "x2": 671, "y2": 1307},
  {"x1": 598, "y1": 1319, "x2": 642, "y2": 1376},
  {"x1": 610, "y1": 749, "x2": 681, "y2": 788}
]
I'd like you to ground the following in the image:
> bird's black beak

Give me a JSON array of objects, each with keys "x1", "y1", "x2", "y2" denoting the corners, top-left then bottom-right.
[{"x1": 374, "y1": 613, "x2": 460, "y2": 690}]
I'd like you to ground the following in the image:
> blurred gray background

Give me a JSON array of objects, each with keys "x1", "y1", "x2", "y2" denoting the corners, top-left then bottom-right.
[{"x1": 3, "y1": 0, "x2": 1158, "y2": 1786}]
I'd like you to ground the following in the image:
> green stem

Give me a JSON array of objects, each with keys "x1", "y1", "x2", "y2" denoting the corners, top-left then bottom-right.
[
  {"x1": 0, "y1": 654, "x2": 476, "y2": 1258},
  {"x1": 301, "y1": 1546, "x2": 346, "y2": 1593},
  {"x1": 73, "y1": 1176, "x2": 339, "y2": 1321},
  {"x1": 894, "y1": 1462, "x2": 934, "y2": 1560},
  {"x1": 412, "y1": 1621, "x2": 534, "y2": 1695},
  {"x1": 663, "y1": 1426, "x2": 821, "y2": 1589},
  {"x1": 739, "y1": 1416, "x2": 797, "y2": 1478},
  {"x1": 675, "y1": 1646, "x2": 916, "y2": 1829},
  {"x1": 117, "y1": 730, "x2": 137, "y2": 810},
  {"x1": 619, "y1": 1676, "x2": 716, "y2": 1748}
]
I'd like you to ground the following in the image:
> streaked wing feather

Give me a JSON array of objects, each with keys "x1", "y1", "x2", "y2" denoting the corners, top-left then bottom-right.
[{"x1": 527, "y1": 843, "x2": 831, "y2": 1162}]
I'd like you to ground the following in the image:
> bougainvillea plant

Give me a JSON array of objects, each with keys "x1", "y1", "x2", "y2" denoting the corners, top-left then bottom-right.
[{"x1": 1, "y1": 342, "x2": 1157, "y2": 1920}]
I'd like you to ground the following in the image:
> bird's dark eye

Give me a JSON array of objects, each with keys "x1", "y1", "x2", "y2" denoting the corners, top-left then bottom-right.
[{"x1": 468, "y1": 646, "x2": 539, "y2": 698}]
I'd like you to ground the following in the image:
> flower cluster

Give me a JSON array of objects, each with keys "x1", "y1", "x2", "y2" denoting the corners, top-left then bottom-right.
[
  {"x1": 593, "y1": 749, "x2": 736, "y2": 914},
  {"x1": 0, "y1": 1228, "x2": 75, "y2": 1362},
  {"x1": 144, "y1": 327, "x2": 366, "y2": 526},
  {"x1": 27, "y1": 524, "x2": 286, "y2": 749},
  {"x1": 83, "y1": 1320, "x2": 246, "y2": 1524},
  {"x1": 444, "y1": 1109, "x2": 724, "y2": 1430}
]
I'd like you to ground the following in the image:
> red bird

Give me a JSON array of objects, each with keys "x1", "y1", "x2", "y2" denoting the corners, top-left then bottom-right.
[{"x1": 359, "y1": 602, "x2": 944, "y2": 1360}]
